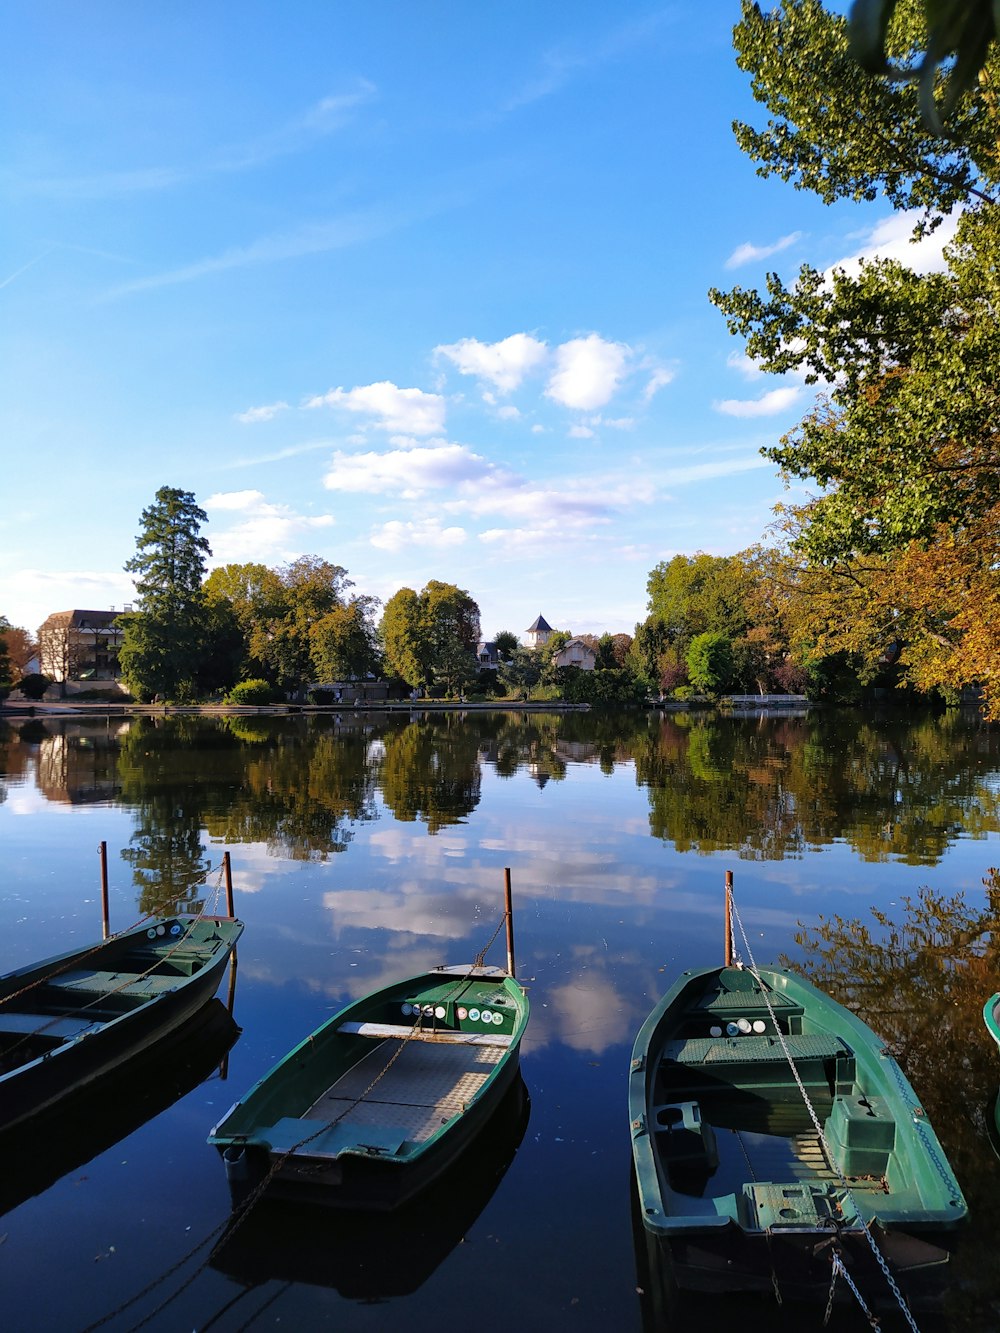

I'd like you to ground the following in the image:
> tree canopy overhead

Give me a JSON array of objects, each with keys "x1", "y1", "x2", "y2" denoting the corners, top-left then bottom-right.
[{"x1": 712, "y1": 0, "x2": 1000, "y2": 713}]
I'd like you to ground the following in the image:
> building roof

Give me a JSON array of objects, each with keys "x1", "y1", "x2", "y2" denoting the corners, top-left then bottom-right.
[
  {"x1": 526, "y1": 614, "x2": 552, "y2": 632},
  {"x1": 38, "y1": 609, "x2": 123, "y2": 631}
]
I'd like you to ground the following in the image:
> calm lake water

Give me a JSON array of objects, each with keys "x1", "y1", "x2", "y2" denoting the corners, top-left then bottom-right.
[{"x1": 1, "y1": 705, "x2": 999, "y2": 1332}]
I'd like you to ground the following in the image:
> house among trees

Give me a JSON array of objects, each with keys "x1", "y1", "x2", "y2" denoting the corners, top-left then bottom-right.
[
  {"x1": 525, "y1": 615, "x2": 553, "y2": 649},
  {"x1": 553, "y1": 637, "x2": 597, "y2": 671},
  {"x1": 37, "y1": 610, "x2": 125, "y2": 684},
  {"x1": 477, "y1": 639, "x2": 500, "y2": 668}
]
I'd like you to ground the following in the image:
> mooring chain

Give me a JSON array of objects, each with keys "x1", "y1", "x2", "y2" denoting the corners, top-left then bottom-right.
[{"x1": 729, "y1": 893, "x2": 919, "y2": 1333}]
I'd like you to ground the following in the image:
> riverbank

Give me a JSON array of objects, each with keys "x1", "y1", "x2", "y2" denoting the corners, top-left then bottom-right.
[{"x1": 0, "y1": 698, "x2": 593, "y2": 718}]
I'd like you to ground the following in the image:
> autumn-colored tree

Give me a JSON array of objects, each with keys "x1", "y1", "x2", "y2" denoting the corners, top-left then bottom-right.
[{"x1": 712, "y1": 0, "x2": 1000, "y2": 713}]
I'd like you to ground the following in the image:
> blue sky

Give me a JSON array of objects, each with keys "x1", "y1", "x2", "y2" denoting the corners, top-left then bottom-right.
[{"x1": 2, "y1": 2, "x2": 952, "y2": 643}]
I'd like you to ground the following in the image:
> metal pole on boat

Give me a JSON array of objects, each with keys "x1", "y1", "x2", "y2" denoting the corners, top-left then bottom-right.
[
  {"x1": 223, "y1": 851, "x2": 235, "y2": 917},
  {"x1": 99, "y1": 840, "x2": 110, "y2": 939},
  {"x1": 504, "y1": 867, "x2": 516, "y2": 978},
  {"x1": 724, "y1": 869, "x2": 733, "y2": 967}
]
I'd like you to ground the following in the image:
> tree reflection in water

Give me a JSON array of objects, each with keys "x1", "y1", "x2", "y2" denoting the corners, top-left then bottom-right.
[{"x1": 785, "y1": 874, "x2": 1000, "y2": 1332}]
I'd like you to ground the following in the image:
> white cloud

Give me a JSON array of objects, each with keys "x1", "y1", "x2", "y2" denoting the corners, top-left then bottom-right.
[
  {"x1": 322, "y1": 443, "x2": 500, "y2": 494},
  {"x1": 434, "y1": 333, "x2": 548, "y2": 393},
  {"x1": 569, "y1": 424, "x2": 595, "y2": 438},
  {"x1": 714, "y1": 387, "x2": 803, "y2": 418},
  {"x1": 546, "y1": 333, "x2": 631, "y2": 410},
  {"x1": 306, "y1": 381, "x2": 447, "y2": 436},
  {"x1": 642, "y1": 367, "x2": 675, "y2": 401},
  {"x1": 830, "y1": 209, "x2": 960, "y2": 278},
  {"x1": 236, "y1": 401, "x2": 289, "y2": 424},
  {"x1": 204, "y1": 491, "x2": 335, "y2": 563},
  {"x1": 370, "y1": 519, "x2": 468, "y2": 552},
  {"x1": 725, "y1": 231, "x2": 802, "y2": 269}
]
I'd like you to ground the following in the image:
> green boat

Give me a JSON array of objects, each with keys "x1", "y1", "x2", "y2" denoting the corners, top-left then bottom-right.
[
  {"x1": 985, "y1": 992, "x2": 1000, "y2": 1140},
  {"x1": 0, "y1": 914, "x2": 244, "y2": 1133},
  {"x1": 209, "y1": 962, "x2": 530, "y2": 1210},
  {"x1": 629, "y1": 960, "x2": 967, "y2": 1308}
]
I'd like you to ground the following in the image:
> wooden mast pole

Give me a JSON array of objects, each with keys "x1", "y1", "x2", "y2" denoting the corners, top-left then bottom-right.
[
  {"x1": 724, "y1": 869, "x2": 733, "y2": 967},
  {"x1": 504, "y1": 867, "x2": 516, "y2": 978},
  {"x1": 223, "y1": 852, "x2": 235, "y2": 918},
  {"x1": 99, "y1": 841, "x2": 110, "y2": 940}
]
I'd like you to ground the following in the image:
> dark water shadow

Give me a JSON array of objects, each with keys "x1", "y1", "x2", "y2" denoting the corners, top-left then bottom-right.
[
  {"x1": 209, "y1": 1073, "x2": 530, "y2": 1302},
  {"x1": 0, "y1": 998, "x2": 241, "y2": 1218}
]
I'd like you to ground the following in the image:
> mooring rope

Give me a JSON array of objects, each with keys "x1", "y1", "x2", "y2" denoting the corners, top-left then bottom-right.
[
  {"x1": 728, "y1": 890, "x2": 920, "y2": 1333},
  {"x1": 79, "y1": 902, "x2": 514, "y2": 1331}
]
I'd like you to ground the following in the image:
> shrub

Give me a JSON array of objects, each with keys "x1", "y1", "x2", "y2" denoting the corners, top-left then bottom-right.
[
  {"x1": 226, "y1": 678, "x2": 278, "y2": 706},
  {"x1": 17, "y1": 673, "x2": 51, "y2": 701}
]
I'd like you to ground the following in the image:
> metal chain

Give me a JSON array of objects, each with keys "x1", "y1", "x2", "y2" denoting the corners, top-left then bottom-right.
[
  {"x1": 729, "y1": 893, "x2": 920, "y2": 1333},
  {"x1": 830, "y1": 1253, "x2": 883, "y2": 1330}
]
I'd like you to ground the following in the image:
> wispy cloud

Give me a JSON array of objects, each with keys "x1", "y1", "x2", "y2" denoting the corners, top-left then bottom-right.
[
  {"x1": 103, "y1": 206, "x2": 413, "y2": 297},
  {"x1": 236, "y1": 401, "x2": 290, "y2": 424},
  {"x1": 725, "y1": 231, "x2": 802, "y2": 269},
  {"x1": 204, "y1": 490, "x2": 335, "y2": 563},
  {"x1": 434, "y1": 333, "x2": 548, "y2": 393},
  {"x1": 308, "y1": 381, "x2": 447, "y2": 437},
  {"x1": 15, "y1": 85, "x2": 377, "y2": 201},
  {"x1": 502, "y1": 11, "x2": 673, "y2": 112},
  {"x1": 323, "y1": 443, "x2": 497, "y2": 495},
  {"x1": 714, "y1": 387, "x2": 803, "y2": 418},
  {"x1": 370, "y1": 518, "x2": 468, "y2": 552}
]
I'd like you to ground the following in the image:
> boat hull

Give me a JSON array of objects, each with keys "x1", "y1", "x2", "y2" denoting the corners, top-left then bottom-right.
[
  {"x1": 630, "y1": 963, "x2": 966, "y2": 1307},
  {"x1": 210, "y1": 963, "x2": 529, "y2": 1210},
  {"x1": 0, "y1": 916, "x2": 243, "y2": 1133}
]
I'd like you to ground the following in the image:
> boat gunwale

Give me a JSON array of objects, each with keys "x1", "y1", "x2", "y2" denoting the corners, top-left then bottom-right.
[{"x1": 630, "y1": 963, "x2": 967, "y2": 1240}]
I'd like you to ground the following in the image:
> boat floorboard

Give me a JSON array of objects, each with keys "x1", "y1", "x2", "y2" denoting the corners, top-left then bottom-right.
[{"x1": 305, "y1": 1037, "x2": 505, "y2": 1145}]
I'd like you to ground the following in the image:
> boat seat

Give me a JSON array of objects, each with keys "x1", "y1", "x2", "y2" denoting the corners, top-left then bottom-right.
[
  {"x1": 337, "y1": 1021, "x2": 511, "y2": 1047},
  {"x1": 664, "y1": 1032, "x2": 849, "y2": 1066},
  {"x1": 258, "y1": 1116, "x2": 407, "y2": 1159},
  {"x1": 824, "y1": 1094, "x2": 896, "y2": 1177},
  {"x1": 0, "y1": 1011, "x2": 101, "y2": 1039},
  {"x1": 49, "y1": 969, "x2": 179, "y2": 995}
]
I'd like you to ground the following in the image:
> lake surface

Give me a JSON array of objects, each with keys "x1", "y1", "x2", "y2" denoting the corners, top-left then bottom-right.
[{"x1": 1, "y1": 705, "x2": 999, "y2": 1332}]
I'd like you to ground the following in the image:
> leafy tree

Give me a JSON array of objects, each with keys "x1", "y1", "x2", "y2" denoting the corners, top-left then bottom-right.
[
  {"x1": 646, "y1": 554, "x2": 751, "y2": 647},
  {"x1": 686, "y1": 632, "x2": 735, "y2": 697},
  {"x1": 118, "y1": 487, "x2": 211, "y2": 701},
  {"x1": 2, "y1": 625, "x2": 36, "y2": 677},
  {"x1": 379, "y1": 581, "x2": 481, "y2": 695},
  {"x1": 310, "y1": 596, "x2": 382, "y2": 681},
  {"x1": 0, "y1": 617, "x2": 11, "y2": 700},
  {"x1": 849, "y1": 0, "x2": 1000, "y2": 132},
  {"x1": 380, "y1": 588, "x2": 427, "y2": 689},
  {"x1": 712, "y1": 0, "x2": 1000, "y2": 714},
  {"x1": 203, "y1": 562, "x2": 286, "y2": 684},
  {"x1": 493, "y1": 630, "x2": 520, "y2": 660}
]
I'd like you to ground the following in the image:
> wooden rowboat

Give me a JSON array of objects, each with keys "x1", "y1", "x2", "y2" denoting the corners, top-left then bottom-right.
[
  {"x1": 630, "y1": 958, "x2": 967, "y2": 1309},
  {"x1": 209, "y1": 962, "x2": 530, "y2": 1210},
  {"x1": 984, "y1": 992, "x2": 1000, "y2": 1145},
  {"x1": 0, "y1": 914, "x2": 243, "y2": 1133}
]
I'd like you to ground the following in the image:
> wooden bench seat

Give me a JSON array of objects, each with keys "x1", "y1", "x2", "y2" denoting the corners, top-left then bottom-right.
[{"x1": 337, "y1": 1020, "x2": 511, "y2": 1047}]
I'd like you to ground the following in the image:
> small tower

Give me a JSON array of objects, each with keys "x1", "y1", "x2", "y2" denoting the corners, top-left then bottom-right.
[{"x1": 525, "y1": 614, "x2": 553, "y2": 649}]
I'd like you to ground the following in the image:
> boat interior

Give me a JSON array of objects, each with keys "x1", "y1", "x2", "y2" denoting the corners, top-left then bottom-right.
[{"x1": 648, "y1": 968, "x2": 902, "y2": 1230}]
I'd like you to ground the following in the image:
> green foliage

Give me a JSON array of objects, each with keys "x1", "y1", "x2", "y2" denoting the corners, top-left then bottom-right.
[
  {"x1": 309, "y1": 596, "x2": 381, "y2": 682},
  {"x1": 560, "y1": 667, "x2": 646, "y2": 706},
  {"x1": 16, "y1": 673, "x2": 51, "y2": 701},
  {"x1": 119, "y1": 487, "x2": 211, "y2": 701},
  {"x1": 226, "y1": 678, "x2": 279, "y2": 706},
  {"x1": 849, "y1": 0, "x2": 1000, "y2": 133},
  {"x1": 493, "y1": 629, "x2": 520, "y2": 660},
  {"x1": 379, "y1": 581, "x2": 481, "y2": 694},
  {"x1": 0, "y1": 616, "x2": 11, "y2": 699},
  {"x1": 686, "y1": 632, "x2": 735, "y2": 696}
]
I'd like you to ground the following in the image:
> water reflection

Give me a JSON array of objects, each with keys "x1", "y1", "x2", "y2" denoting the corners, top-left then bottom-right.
[
  {"x1": 0, "y1": 999, "x2": 240, "y2": 1218},
  {"x1": 209, "y1": 1075, "x2": 529, "y2": 1305},
  {"x1": 3, "y1": 709, "x2": 998, "y2": 880},
  {"x1": 785, "y1": 878, "x2": 1000, "y2": 1332}
]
